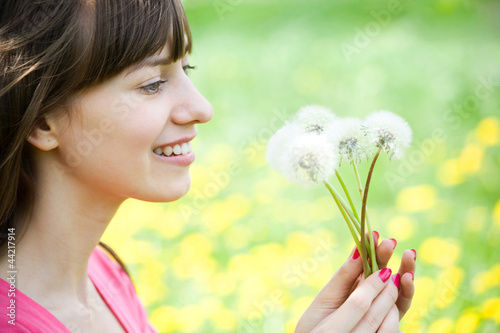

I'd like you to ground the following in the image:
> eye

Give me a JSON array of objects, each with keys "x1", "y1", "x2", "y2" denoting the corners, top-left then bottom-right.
[
  {"x1": 183, "y1": 64, "x2": 196, "y2": 76},
  {"x1": 140, "y1": 80, "x2": 166, "y2": 95}
]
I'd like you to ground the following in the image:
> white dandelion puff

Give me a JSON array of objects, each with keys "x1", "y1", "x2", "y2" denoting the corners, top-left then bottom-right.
[
  {"x1": 328, "y1": 117, "x2": 375, "y2": 165},
  {"x1": 363, "y1": 110, "x2": 412, "y2": 159},
  {"x1": 292, "y1": 105, "x2": 337, "y2": 134},
  {"x1": 280, "y1": 133, "x2": 339, "y2": 187},
  {"x1": 266, "y1": 122, "x2": 302, "y2": 174}
]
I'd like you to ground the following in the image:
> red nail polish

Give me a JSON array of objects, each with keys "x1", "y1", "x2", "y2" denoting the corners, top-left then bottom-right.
[
  {"x1": 389, "y1": 238, "x2": 397, "y2": 249},
  {"x1": 411, "y1": 249, "x2": 417, "y2": 261},
  {"x1": 392, "y1": 274, "x2": 401, "y2": 288},
  {"x1": 409, "y1": 271, "x2": 414, "y2": 281},
  {"x1": 379, "y1": 268, "x2": 392, "y2": 282},
  {"x1": 373, "y1": 230, "x2": 380, "y2": 238},
  {"x1": 352, "y1": 248, "x2": 360, "y2": 260}
]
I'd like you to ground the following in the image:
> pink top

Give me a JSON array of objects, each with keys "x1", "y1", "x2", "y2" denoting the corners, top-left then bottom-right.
[{"x1": 0, "y1": 247, "x2": 158, "y2": 332}]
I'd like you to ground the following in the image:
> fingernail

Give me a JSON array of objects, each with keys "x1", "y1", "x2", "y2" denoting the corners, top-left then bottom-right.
[
  {"x1": 409, "y1": 271, "x2": 414, "y2": 281},
  {"x1": 352, "y1": 248, "x2": 360, "y2": 260},
  {"x1": 373, "y1": 230, "x2": 379, "y2": 238},
  {"x1": 379, "y1": 268, "x2": 392, "y2": 282},
  {"x1": 389, "y1": 238, "x2": 397, "y2": 249},
  {"x1": 392, "y1": 273, "x2": 401, "y2": 288},
  {"x1": 411, "y1": 249, "x2": 417, "y2": 261}
]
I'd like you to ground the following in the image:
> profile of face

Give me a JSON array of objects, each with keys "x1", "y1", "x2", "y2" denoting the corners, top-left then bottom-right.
[{"x1": 34, "y1": 45, "x2": 213, "y2": 204}]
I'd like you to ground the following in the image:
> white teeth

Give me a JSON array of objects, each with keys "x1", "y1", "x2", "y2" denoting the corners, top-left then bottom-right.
[
  {"x1": 181, "y1": 142, "x2": 188, "y2": 155},
  {"x1": 156, "y1": 142, "x2": 193, "y2": 156},
  {"x1": 173, "y1": 144, "x2": 181, "y2": 155},
  {"x1": 164, "y1": 146, "x2": 173, "y2": 156}
]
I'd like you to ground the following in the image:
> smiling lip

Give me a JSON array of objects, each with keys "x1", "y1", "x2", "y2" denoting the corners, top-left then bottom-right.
[
  {"x1": 153, "y1": 133, "x2": 197, "y2": 166},
  {"x1": 154, "y1": 151, "x2": 195, "y2": 166},
  {"x1": 156, "y1": 134, "x2": 197, "y2": 150}
]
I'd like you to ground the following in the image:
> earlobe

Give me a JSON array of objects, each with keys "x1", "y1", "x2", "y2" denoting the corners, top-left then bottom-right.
[{"x1": 27, "y1": 117, "x2": 59, "y2": 151}]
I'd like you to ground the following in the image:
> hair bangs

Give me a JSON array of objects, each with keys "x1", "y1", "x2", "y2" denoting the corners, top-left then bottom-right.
[{"x1": 80, "y1": 0, "x2": 191, "y2": 87}]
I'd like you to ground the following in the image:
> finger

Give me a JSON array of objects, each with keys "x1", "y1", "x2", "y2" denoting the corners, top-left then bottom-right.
[
  {"x1": 397, "y1": 249, "x2": 416, "y2": 276},
  {"x1": 396, "y1": 272, "x2": 415, "y2": 320},
  {"x1": 317, "y1": 268, "x2": 393, "y2": 333},
  {"x1": 375, "y1": 237, "x2": 398, "y2": 269},
  {"x1": 377, "y1": 305, "x2": 400, "y2": 333},
  {"x1": 311, "y1": 246, "x2": 364, "y2": 306},
  {"x1": 295, "y1": 247, "x2": 365, "y2": 333},
  {"x1": 351, "y1": 274, "x2": 400, "y2": 333},
  {"x1": 396, "y1": 249, "x2": 417, "y2": 319}
]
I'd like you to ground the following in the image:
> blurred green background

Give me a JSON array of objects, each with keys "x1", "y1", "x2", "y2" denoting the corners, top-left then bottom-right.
[{"x1": 102, "y1": 0, "x2": 500, "y2": 332}]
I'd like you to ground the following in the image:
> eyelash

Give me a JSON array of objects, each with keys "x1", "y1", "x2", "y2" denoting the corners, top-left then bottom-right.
[
  {"x1": 183, "y1": 64, "x2": 196, "y2": 75},
  {"x1": 139, "y1": 65, "x2": 196, "y2": 95}
]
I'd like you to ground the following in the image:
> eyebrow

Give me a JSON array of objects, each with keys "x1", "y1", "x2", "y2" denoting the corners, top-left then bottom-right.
[{"x1": 124, "y1": 56, "x2": 173, "y2": 76}]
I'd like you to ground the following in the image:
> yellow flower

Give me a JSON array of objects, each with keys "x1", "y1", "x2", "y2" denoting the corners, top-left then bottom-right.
[
  {"x1": 386, "y1": 215, "x2": 415, "y2": 241},
  {"x1": 419, "y1": 237, "x2": 460, "y2": 268},
  {"x1": 476, "y1": 117, "x2": 499, "y2": 146},
  {"x1": 456, "y1": 309, "x2": 480, "y2": 333},
  {"x1": 472, "y1": 264, "x2": 500, "y2": 294},
  {"x1": 201, "y1": 194, "x2": 250, "y2": 233},
  {"x1": 482, "y1": 298, "x2": 500, "y2": 323},
  {"x1": 150, "y1": 306, "x2": 180, "y2": 332},
  {"x1": 428, "y1": 318, "x2": 453, "y2": 333},
  {"x1": 458, "y1": 144, "x2": 484, "y2": 175},
  {"x1": 437, "y1": 158, "x2": 463, "y2": 186},
  {"x1": 434, "y1": 266, "x2": 464, "y2": 309},
  {"x1": 396, "y1": 185, "x2": 437, "y2": 212}
]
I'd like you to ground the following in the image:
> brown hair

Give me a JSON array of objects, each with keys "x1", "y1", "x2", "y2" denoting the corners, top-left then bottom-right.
[{"x1": 0, "y1": 0, "x2": 192, "y2": 251}]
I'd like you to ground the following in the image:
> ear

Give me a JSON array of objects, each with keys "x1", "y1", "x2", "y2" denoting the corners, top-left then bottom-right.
[{"x1": 27, "y1": 117, "x2": 59, "y2": 151}]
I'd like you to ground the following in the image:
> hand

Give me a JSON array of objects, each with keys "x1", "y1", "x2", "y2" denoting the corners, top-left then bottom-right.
[{"x1": 295, "y1": 232, "x2": 416, "y2": 333}]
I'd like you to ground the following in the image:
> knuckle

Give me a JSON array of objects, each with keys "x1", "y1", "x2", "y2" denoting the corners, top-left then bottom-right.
[
  {"x1": 349, "y1": 293, "x2": 370, "y2": 313},
  {"x1": 365, "y1": 314, "x2": 380, "y2": 331}
]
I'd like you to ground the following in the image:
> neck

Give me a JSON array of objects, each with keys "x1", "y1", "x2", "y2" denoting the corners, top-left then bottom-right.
[{"x1": 8, "y1": 169, "x2": 124, "y2": 306}]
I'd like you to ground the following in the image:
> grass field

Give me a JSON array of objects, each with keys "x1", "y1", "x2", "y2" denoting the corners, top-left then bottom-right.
[{"x1": 102, "y1": 0, "x2": 500, "y2": 331}]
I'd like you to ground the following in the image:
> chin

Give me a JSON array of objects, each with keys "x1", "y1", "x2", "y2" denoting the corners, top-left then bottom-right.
[{"x1": 143, "y1": 175, "x2": 192, "y2": 203}]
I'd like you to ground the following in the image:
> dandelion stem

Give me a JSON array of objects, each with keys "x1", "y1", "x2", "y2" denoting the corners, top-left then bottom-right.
[
  {"x1": 335, "y1": 170, "x2": 360, "y2": 221},
  {"x1": 361, "y1": 149, "x2": 381, "y2": 278},
  {"x1": 329, "y1": 184, "x2": 361, "y2": 234},
  {"x1": 352, "y1": 162, "x2": 379, "y2": 273},
  {"x1": 324, "y1": 181, "x2": 365, "y2": 266},
  {"x1": 352, "y1": 162, "x2": 364, "y2": 197}
]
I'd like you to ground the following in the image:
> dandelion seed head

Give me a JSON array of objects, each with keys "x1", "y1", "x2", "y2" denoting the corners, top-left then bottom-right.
[
  {"x1": 292, "y1": 105, "x2": 337, "y2": 134},
  {"x1": 328, "y1": 117, "x2": 375, "y2": 164},
  {"x1": 363, "y1": 110, "x2": 413, "y2": 159},
  {"x1": 281, "y1": 134, "x2": 339, "y2": 187},
  {"x1": 265, "y1": 122, "x2": 302, "y2": 174}
]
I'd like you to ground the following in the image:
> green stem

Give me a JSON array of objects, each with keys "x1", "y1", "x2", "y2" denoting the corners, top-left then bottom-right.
[
  {"x1": 335, "y1": 170, "x2": 360, "y2": 221},
  {"x1": 352, "y1": 162, "x2": 379, "y2": 273},
  {"x1": 324, "y1": 181, "x2": 367, "y2": 273},
  {"x1": 330, "y1": 185, "x2": 361, "y2": 234},
  {"x1": 352, "y1": 162, "x2": 364, "y2": 198},
  {"x1": 360, "y1": 149, "x2": 381, "y2": 277}
]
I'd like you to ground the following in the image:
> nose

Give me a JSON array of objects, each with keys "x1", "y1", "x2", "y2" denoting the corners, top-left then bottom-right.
[{"x1": 171, "y1": 75, "x2": 213, "y2": 125}]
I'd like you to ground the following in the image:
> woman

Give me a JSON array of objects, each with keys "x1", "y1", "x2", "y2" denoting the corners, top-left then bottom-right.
[{"x1": 0, "y1": 0, "x2": 415, "y2": 332}]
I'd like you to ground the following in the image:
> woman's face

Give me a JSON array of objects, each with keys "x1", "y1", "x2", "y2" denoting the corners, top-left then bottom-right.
[{"x1": 51, "y1": 46, "x2": 213, "y2": 203}]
